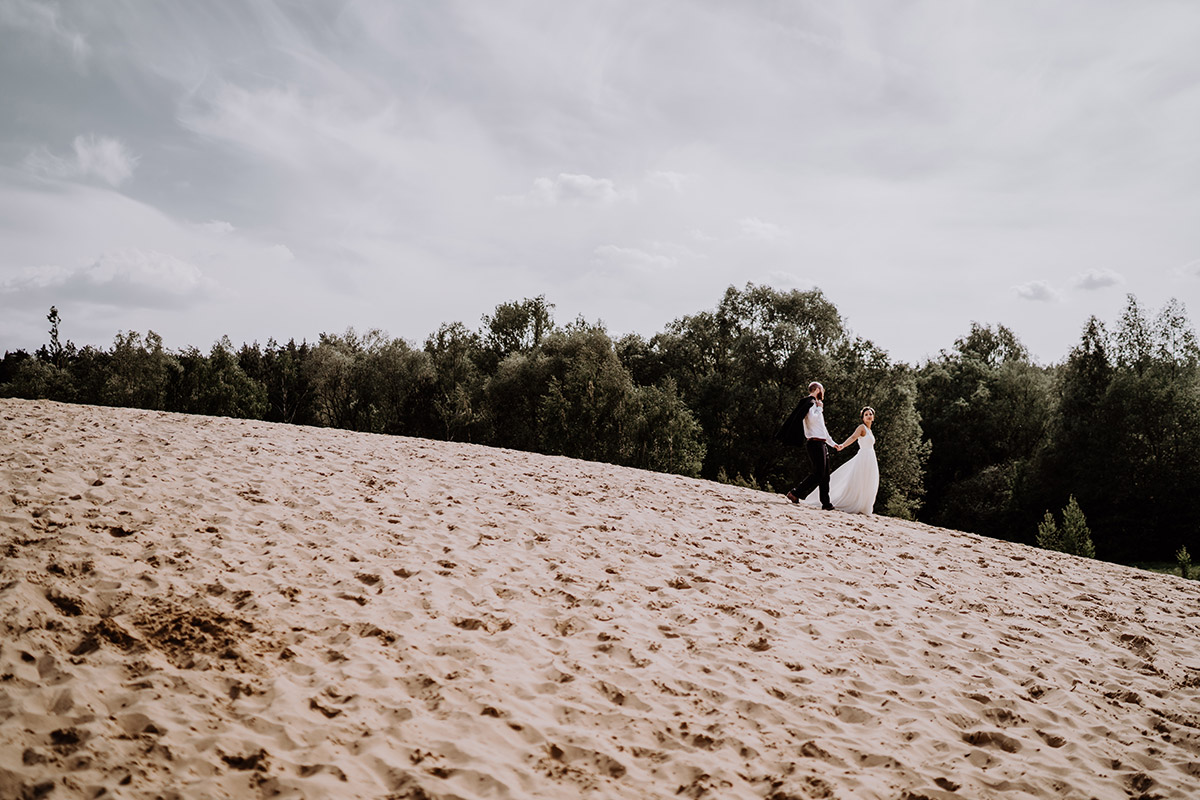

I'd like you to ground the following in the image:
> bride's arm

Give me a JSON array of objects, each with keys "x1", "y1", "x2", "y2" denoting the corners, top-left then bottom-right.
[{"x1": 837, "y1": 424, "x2": 867, "y2": 450}]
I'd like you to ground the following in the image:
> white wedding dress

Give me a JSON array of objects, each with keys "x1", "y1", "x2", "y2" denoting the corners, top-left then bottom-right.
[{"x1": 803, "y1": 427, "x2": 879, "y2": 515}]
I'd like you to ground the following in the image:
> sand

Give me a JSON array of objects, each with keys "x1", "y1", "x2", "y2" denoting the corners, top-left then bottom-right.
[{"x1": 2, "y1": 398, "x2": 1199, "y2": 800}]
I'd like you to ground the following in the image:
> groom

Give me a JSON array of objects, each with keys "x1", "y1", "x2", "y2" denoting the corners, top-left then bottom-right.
[{"x1": 776, "y1": 381, "x2": 842, "y2": 510}]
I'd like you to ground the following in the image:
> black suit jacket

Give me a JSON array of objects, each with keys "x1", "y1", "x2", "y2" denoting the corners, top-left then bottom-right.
[{"x1": 776, "y1": 395, "x2": 817, "y2": 446}]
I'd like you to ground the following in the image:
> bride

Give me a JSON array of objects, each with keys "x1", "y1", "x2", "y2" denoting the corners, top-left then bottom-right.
[{"x1": 803, "y1": 406, "x2": 879, "y2": 515}]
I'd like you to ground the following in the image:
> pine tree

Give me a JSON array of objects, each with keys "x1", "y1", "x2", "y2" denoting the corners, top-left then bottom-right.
[
  {"x1": 47, "y1": 306, "x2": 64, "y2": 366},
  {"x1": 1060, "y1": 495, "x2": 1095, "y2": 558},
  {"x1": 1178, "y1": 546, "x2": 1192, "y2": 580},
  {"x1": 1036, "y1": 498, "x2": 1096, "y2": 558},
  {"x1": 1036, "y1": 510, "x2": 1064, "y2": 552}
]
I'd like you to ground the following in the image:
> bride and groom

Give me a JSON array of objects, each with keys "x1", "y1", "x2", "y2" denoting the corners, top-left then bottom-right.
[{"x1": 775, "y1": 381, "x2": 879, "y2": 515}]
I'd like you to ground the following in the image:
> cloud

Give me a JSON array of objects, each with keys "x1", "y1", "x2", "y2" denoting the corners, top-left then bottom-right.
[
  {"x1": 0, "y1": 0, "x2": 88, "y2": 62},
  {"x1": 2, "y1": 3, "x2": 1197, "y2": 363},
  {"x1": 25, "y1": 135, "x2": 139, "y2": 186},
  {"x1": 266, "y1": 244, "x2": 295, "y2": 262},
  {"x1": 1014, "y1": 280, "x2": 1061, "y2": 303},
  {"x1": 647, "y1": 171, "x2": 689, "y2": 193},
  {"x1": 180, "y1": 84, "x2": 322, "y2": 168},
  {"x1": 199, "y1": 220, "x2": 236, "y2": 235},
  {"x1": 0, "y1": 248, "x2": 208, "y2": 309},
  {"x1": 592, "y1": 244, "x2": 677, "y2": 272},
  {"x1": 511, "y1": 173, "x2": 629, "y2": 206},
  {"x1": 1072, "y1": 268, "x2": 1125, "y2": 290},
  {"x1": 1176, "y1": 259, "x2": 1200, "y2": 279},
  {"x1": 739, "y1": 217, "x2": 787, "y2": 242}
]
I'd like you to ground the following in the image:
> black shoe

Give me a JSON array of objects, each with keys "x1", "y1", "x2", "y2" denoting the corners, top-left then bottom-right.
[
  {"x1": 786, "y1": 492, "x2": 799, "y2": 504},
  {"x1": 821, "y1": 504, "x2": 835, "y2": 511}
]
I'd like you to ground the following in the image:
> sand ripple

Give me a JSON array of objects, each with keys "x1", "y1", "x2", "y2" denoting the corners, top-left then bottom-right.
[{"x1": 3, "y1": 399, "x2": 1200, "y2": 799}]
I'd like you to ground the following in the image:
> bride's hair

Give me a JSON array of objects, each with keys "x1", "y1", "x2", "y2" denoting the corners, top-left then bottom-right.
[{"x1": 860, "y1": 406, "x2": 875, "y2": 418}]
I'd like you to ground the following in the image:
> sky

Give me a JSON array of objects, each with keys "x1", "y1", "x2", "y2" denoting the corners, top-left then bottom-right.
[{"x1": 1, "y1": 0, "x2": 1198, "y2": 366}]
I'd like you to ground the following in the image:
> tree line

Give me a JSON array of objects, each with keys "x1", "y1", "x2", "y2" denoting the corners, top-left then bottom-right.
[{"x1": 2, "y1": 286, "x2": 1196, "y2": 566}]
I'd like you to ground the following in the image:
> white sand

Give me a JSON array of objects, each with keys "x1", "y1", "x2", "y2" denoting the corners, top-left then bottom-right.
[{"x1": 2, "y1": 398, "x2": 1199, "y2": 800}]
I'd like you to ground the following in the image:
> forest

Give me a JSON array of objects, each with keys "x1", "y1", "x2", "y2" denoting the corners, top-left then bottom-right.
[{"x1": 3, "y1": 285, "x2": 1197, "y2": 569}]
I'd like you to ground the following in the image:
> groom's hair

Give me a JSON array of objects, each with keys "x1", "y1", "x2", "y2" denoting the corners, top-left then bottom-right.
[{"x1": 808, "y1": 381, "x2": 824, "y2": 394}]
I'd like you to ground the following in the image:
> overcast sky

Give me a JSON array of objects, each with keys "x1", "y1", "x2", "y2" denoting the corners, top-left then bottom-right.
[{"x1": 2, "y1": 1, "x2": 1198, "y2": 365}]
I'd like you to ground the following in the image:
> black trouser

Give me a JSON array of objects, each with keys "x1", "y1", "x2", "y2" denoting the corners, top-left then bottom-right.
[{"x1": 792, "y1": 438, "x2": 831, "y2": 508}]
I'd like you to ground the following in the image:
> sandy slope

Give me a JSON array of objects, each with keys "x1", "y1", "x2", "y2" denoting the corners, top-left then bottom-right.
[{"x1": 2, "y1": 399, "x2": 1199, "y2": 800}]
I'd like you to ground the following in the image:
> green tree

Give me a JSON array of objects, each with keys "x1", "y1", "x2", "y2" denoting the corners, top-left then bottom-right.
[
  {"x1": 424, "y1": 322, "x2": 483, "y2": 441},
  {"x1": 45, "y1": 306, "x2": 66, "y2": 367},
  {"x1": 623, "y1": 379, "x2": 706, "y2": 476},
  {"x1": 1037, "y1": 496, "x2": 1094, "y2": 558},
  {"x1": 1040, "y1": 296, "x2": 1200, "y2": 561},
  {"x1": 68, "y1": 345, "x2": 112, "y2": 405},
  {"x1": 200, "y1": 337, "x2": 267, "y2": 418},
  {"x1": 1060, "y1": 495, "x2": 1095, "y2": 558},
  {"x1": 306, "y1": 331, "x2": 362, "y2": 429},
  {"x1": 476, "y1": 298, "x2": 560, "y2": 449},
  {"x1": 1, "y1": 307, "x2": 76, "y2": 401},
  {"x1": 0, "y1": 349, "x2": 31, "y2": 389},
  {"x1": 536, "y1": 323, "x2": 634, "y2": 463},
  {"x1": 104, "y1": 330, "x2": 175, "y2": 409},
  {"x1": 480, "y1": 349, "x2": 550, "y2": 452},
  {"x1": 168, "y1": 337, "x2": 265, "y2": 418},
  {"x1": 916, "y1": 323, "x2": 1053, "y2": 538},
  {"x1": 651, "y1": 284, "x2": 845, "y2": 485},
  {"x1": 1, "y1": 357, "x2": 75, "y2": 401},
  {"x1": 364, "y1": 335, "x2": 436, "y2": 436},
  {"x1": 313, "y1": 329, "x2": 435, "y2": 435},
  {"x1": 239, "y1": 339, "x2": 316, "y2": 425},
  {"x1": 1036, "y1": 510, "x2": 1065, "y2": 552},
  {"x1": 479, "y1": 296, "x2": 555, "y2": 373}
]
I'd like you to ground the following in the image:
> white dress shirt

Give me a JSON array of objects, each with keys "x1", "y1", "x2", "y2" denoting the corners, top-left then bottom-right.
[{"x1": 803, "y1": 402, "x2": 834, "y2": 443}]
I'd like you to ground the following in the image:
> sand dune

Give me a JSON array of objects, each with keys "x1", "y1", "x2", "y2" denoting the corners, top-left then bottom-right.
[{"x1": 2, "y1": 398, "x2": 1199, "y2": 800}]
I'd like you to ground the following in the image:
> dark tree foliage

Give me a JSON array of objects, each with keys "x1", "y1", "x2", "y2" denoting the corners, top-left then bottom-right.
[
  {"x1": 424, "y1": 322, "x2": 484, "y2": 442},
  {"x1": 479, "y1": 300, "x2": 558, "y2": 451},
  {"x1": 482, "y1": 348, "x2": 551, "y2": 452},
  {"x1": 44, "y1": 306, "x2": 69, "y2": 367},
  {"x1": 1036, "y1": 296, "x2": 1200, "y2": 561},
  {"x1": 916, "y1": 297, "x2": 1200, "y2": 563},
  {"x1": 2, "y1": 353, "x2": 75, "y2": 401},
  {"x1": 0, "y1": 349, "x2": 32, "y2": 386},
  {"x1": 624, "y1": 379, "x2": 705, "y2": 477},
  {"x1": 537, "y1": 323, "x2": 637, "y2": 464},
  {"x1": 915, "y1": 323, "x2": 1054, "y2": 538},
  {"x1": 104, "y1": 330, "x2": 175, "y2": 410},
  {"x1": 4, "y1": 290, "x2": 1196, "y2": 564},
  {"x1": 297, "y1": 329, "x2": 436, "y2": 435},
  {"x1": 238, "y1": 339, "x2": 316, "y2": 425},
  {"x1": 68, "y1": 346, "x2": 113, "y2": 405},
  {"x1": 646, "y1": 284, "x2": 845, "y2": 485},
  {"x1": 479, "y1": 296, "x2": 555, "y2": 374},
  {"x1": 168, "y1": 337, "x2": 266, "y2": 418},
  {"x1": 481, "y1": 319, "x2": 705, "y2": 476}
]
